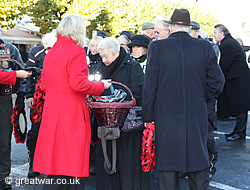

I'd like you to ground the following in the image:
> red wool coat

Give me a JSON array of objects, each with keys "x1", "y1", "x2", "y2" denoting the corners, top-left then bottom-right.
[
  {"x1": 0, "y1": 70, "x2": 16, "y2": 85},
  {"x1": 33, "y1": 35, "x2": 104, "y2": 177}
]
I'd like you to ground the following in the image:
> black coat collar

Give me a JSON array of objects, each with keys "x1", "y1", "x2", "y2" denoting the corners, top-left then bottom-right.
[
  {"x1": 168, "y1": 31, "x2": 191, "y2": 38},
  {"x1": 111, "y1": 54, "x2": 134, "y2": 78}
]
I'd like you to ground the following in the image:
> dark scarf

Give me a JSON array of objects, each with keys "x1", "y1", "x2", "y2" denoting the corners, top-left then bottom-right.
[
  {"x1": 101, "y1": 47, "x2": 127, "y2": 79},
  {"x1": 88, "y1": 52, "x2": 101, "y2": 64},
  {"x1": 133, "y1": 53, "x2": 147, "y2": 63}
]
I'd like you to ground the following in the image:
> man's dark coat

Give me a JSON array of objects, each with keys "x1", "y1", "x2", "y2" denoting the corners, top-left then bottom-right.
[
  {"x1": 142, "y1": 32, "x2": 225, "y2": 172},
  {"x1": 217, "y1": 35, "x2": 250, "y2": 117}
]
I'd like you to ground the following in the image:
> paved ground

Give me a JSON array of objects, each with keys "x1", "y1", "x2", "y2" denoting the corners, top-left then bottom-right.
[{"x1": 10, "y1": 112, "x2": 250, "y2": 189}]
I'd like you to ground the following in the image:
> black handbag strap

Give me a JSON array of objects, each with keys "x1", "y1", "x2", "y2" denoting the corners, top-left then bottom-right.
[{"x1": 100, "y1": 127, "x2": 117, "y2": 174}]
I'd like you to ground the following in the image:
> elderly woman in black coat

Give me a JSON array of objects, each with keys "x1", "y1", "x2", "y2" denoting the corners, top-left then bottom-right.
[
  {"x1": 95, "y1": 37, "x2": 149, "y2": 190},
  {"x1": 128, "y1": 34, "x2": 150, "y2": 73}
]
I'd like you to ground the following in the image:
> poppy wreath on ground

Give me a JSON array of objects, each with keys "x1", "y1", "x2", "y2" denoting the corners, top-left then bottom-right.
[
  {"x1": 32, "y1": 79, "x2": 45, "y2": 123},
  {"x1": 141, "y1": 122, "x2": 155, "y2": 172},
  {"x1": 11, "y1": 104, "x2": 27, "y2": 143}
]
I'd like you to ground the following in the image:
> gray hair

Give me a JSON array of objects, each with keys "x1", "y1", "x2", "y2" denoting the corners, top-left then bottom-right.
[
  {"x1": 119, "y1": 35, "x2": 130, "y2": 44},
  {"x1": 214, "y1": 24, "x2": 230, "y2": 36},
  {"x1": 97, "y1": 37, "x2": 120, "y2": 55},
  {"x1": 56, "y1": 15, "x2": 86, "y2": 47},
  {"x1": 171, "y1": 24, "x2": 191, "y2": 33},
  {"x1": 155, "y1": 19, "x2": 170, "y2": 31},
  {"x1": 87, "y1": 35, "x2": 103, "y2": 55},
  {"x1": 42, "y1": 32, "x2": 57, "y2": 48}
]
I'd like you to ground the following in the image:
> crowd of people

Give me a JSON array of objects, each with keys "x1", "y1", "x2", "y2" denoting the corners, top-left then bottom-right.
[{"x1": 0, "y1": 7, "x2": 249, "y2": 190}]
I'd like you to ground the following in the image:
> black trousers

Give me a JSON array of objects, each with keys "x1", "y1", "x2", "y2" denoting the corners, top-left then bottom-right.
[
  {"x1": 26, "y1": 109, "x2": 40, "y2": 167},
  {"x1": 233, "y1": 112, "x2": 248, "y2": 137},
  {"x1": 0, "y1": 95, "x2": 13, "y2": 181},
  {"x1": 159, "y1": 168, "x2": 209, "y2": 190},
  {"x1": 42, "y1": 175, "x2": 85, "y2": 190}
]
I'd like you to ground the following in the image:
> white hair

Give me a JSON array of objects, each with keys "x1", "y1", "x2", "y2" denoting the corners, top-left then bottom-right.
[
  {"x1": 171, "y1": 24, "x2": 191, "y2": 33},
  {"x1": 42, "y1": 32, "x2": 57, "y2": 48},
  {"x1": 56, "y1": 15, "x2": 86, "y2": 47},
  {"x1": 87, "y1": 35, "x2": 103, "y2": 55},
  {"x1": 199, "y1": 30, "x2": 207, "y2": 39},
  {"x1": 155, "y1": 19, "x2": 170, "y2": 31},
  {"x1": 97, "y1": 37, "x2": 120, "y2": 55}
]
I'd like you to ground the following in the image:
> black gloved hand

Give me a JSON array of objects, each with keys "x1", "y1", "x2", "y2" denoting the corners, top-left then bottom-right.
[
  {"x1": 24, "y1": 67, "x2": 42, "y2": 75},
  {"x1": 15, "y1": 92, "x2": 25, "y2": 113}
]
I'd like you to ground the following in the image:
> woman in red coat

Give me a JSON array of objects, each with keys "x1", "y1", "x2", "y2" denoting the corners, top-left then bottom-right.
[
  {"x1": 33, "y1": 15, "x2": 111, "y2": 189},
  {"x1": 0, "y1": 70, "x2": 31, "y2": 84}
]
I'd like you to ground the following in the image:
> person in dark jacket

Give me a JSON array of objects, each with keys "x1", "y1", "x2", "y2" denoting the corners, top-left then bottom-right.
[
  {"x1": 25, "y1": 32, "x2": 57, "y2": 177},
  {"x1": 213, "y1": 24, "x2": 250, "y2": 141},
  {"x1": 142, "y1": 9, "x2": 225, "y2": 190},
  {"x1": 154, "y1": 19, "x2": 170, "y2": 40},
  {"x1": 87, "y1": 35, "x2": 104, "y2": 175},
  {"x1": 96, "y1": 31, "x2": 108, "y2": 38},
  {"x1": 95, "y1": 37, "x2": 149, "y2": 190},
  {"x1": 117, "y1": 32, "x2": 131, "y2": 53},
  {"x1": 141, "y1": 22, "x2": 155, "y2": 40},
  {"x1": 190, "y1": 23, "x2": 219, "y2": 179},
  {"x1": 87, "y1": 35, "x2": 103, "y2": 80},
  {"x1": 128, "y1": 34, "x2": 150, "y2": 73},
  {"x1": 0, "y1": 35, "x2": 26, "y2": 189}
]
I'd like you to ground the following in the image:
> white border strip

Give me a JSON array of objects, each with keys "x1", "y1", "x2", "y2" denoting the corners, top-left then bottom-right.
[{"x1": 209, "y1": 181, "x2": 242, "y2": 190}]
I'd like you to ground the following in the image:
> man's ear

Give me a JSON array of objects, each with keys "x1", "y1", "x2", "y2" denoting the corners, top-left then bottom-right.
[
  {"x1": 169, "y1": 25, "x2": 173, "y2": 33},
  {"x1": 115, "y1": 49, "x2": 120, "y2": 57}
]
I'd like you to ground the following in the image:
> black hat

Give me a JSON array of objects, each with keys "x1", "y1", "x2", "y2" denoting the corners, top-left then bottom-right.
[
  {"x1": 128, "y1": 34, "x2": 150, "y2": 48},
  {"x1": 97, "y1": 31, "x2": 108, "y2": 38},
  {"x1": 191, "y1": 21, "x2": 200, "y2": 30},
  {"x1": 167, "y1": 8, "x2": 192, "y2": 26},
  {"x1": 120, "y1": 31, "x2": 132, "y2": 41}
]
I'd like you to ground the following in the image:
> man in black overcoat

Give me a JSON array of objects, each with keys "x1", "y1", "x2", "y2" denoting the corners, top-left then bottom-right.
[
  {"x1": 142, "y1": 9, "x2": 225, "y2": 190},
  {"x1": 213, "y1": 24, "x2": 250, "y2": 141}
]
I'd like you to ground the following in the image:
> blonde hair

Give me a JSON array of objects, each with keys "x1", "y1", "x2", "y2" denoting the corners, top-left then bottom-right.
[
  {"x1": 56, "y1": 15, "x2": 86, "y2": 47},
  {"x1": 87, "y1": 35, "x2": 103, "y2": 55}
]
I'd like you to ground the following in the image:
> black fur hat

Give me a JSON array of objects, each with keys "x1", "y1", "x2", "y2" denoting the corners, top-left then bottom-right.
[{"x1": 128, "y1": 34, "x2": 150, "y2": 48}]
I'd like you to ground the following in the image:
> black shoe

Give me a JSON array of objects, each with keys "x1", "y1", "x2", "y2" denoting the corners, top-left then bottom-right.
[
  {"x1": 226, "y1": 134, "x2": 245, "y2": 141},
  {"x1": 209, "y1": 168, "x2": 216, "y2": 180},
  {"x1": 224, "y1": 132, "x2": 234, "y2": 138},
  {"x1": 0, "y1": 180, "x2": 12, "y2": 189},
  {"x1": 209, "y1": 173, "x2": 214, "y2": 180},
  {"x1": 28, "y1": 166, "x2": 40, "y2": 178}
]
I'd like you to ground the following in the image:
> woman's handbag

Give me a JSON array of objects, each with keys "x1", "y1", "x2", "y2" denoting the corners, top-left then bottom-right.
[{"x1": 121, "y1": 106, "x2": 144, "y2": 132}]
